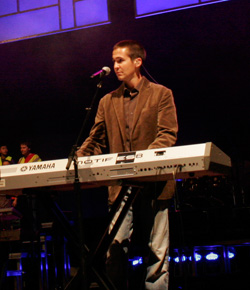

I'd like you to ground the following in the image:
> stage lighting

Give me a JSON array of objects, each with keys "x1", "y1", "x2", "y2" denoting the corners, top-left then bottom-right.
[
  {"x1": 194, "y1": 253, "x2": 202, "y2": 262},
  {"x1": 182, "y1": 255, "x2": 187, "y2": 262},
  {"x1": 206, "y1": 252, "x2": 219, "y2": 261},
  {"x1": 227, "y1": 247, "x2": 235, "y2": 259},
  {"x1": 6, "y1": 270, "x2": 22, "y2": 277},
  {"x1": 228, "y1": 251, "x2": 235, "y2": 259},
  {"x1": 129, "y1": 256, "x2": 143, "y2": 266}
]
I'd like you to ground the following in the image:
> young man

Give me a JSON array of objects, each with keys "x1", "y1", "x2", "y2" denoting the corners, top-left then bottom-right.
[
  {"x1": 16, "y1": 141, "x2": 41, "y2": 242},
  {"x1": 18, "y1": 141, "x2": 41, "y2": 163},
  {"x1": 77, "y1": 40, "x2": 178, "y2": 289},
  {"x1": 0, "y1": 144, "x2": 14, "y2": 165}
]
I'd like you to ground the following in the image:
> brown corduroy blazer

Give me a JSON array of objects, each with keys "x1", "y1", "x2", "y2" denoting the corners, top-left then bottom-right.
[{"x1": 78, "y1": 77, "x2": 178, "y2": 203}]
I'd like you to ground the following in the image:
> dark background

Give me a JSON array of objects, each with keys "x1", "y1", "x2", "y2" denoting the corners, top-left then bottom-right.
[{"x1": 0, "y1": 0, "x2": 249, "y2": 164}]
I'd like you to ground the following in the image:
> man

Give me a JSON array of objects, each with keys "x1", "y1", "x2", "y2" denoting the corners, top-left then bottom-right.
[
  {"x1": 18, "y1": 141, "x2": 41, "y2": 163},
  {"x1": 77, "y1": 40, "x2": 178, "y2": 289},
  {"x1": 0, "y1": 144, "x2": 14, "y2": 165},
  {"x1": 16, "y1": 141, "x2": 41, "y2": 240}
]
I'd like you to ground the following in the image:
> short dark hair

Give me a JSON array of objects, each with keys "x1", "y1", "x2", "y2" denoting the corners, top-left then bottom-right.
[
  {"x1": 113, "y1": 40, "x2": 146, "y2": 63},
  {"x1": 20, "y1": 141, "x2": 31, "y2": 149}
]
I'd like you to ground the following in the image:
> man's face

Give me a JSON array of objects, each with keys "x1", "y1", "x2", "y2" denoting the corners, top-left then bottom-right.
[
  {"x1": 0, "y1": 146, "x2": 8, "y2": 156},
  {"x1": 112, "y1": 47, "x2": 139, "y2": 84},
  {"x1": 20, "y1": 144, "x2": 30, "y2": 157}
]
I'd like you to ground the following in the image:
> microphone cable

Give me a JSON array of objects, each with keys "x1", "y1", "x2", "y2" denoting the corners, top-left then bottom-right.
[{"x1": 142, "y1": 64, "x2": 159, "y2": 84}]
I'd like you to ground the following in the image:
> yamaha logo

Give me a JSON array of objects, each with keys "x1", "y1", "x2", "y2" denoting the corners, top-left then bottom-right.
[{"x1": 21, "y1": 166, "x2": 28, "y2": 172}]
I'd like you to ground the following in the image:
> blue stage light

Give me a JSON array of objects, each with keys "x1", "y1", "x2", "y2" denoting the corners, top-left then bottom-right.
[
  {"x1": 206, "y1": 252, "x2": 219, "y2": 261},
  {"x1": 182, "y1": 255, "x2": 187, "y2": 262},
  {"x1": 194, "y1": 253, "x2": 202, "y2": 262},
  {"x1": 227, "y1": 248, "x2": 236, "y2": 259},
  {"x1": 129, "y1": 256, "x2": 143, "y2": 266},
  {"x1": 6, "y1": 270, "x2": 22, "y2": 277}
]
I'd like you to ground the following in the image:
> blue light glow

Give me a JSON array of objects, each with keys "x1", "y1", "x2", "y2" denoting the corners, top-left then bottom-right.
[
  {"x1": 19, "y1": 0, "x2": 58, "y2": 11},
  {"x1": 0, "y1": 0, "x2": 109, "y2": 44},
  {"x1": 0, "y1": 6, "x2": 60, "y2": 42},
  {"x1": 173, "y1": 255, "x2": 196, "y2": 263},
  {"x1": 0, "y1": 0, "x2": 229, "y2": 44},
  {"x1": 136, "y1": 0, "x2": 197, "y2": 16},
  {"x1": 21, "y1": 252, "x2": 28, "y2": 258},
  {"x1": 206, "y1": 252, "x2": 219, "y2": 261},
  {"x1": 136, "y1": 0, "x2": 229, "y2": 19},
  {"x1": 228, "y1": 251, "x2": 235, "y2": 259},
  {"x1": 6, "y1": 270, "x2": 22, "y2": 277},
  {"x1": 129, "y1": 257, "x2": 143, "y2": 266},
  {"x1": 60, "y1": 0, "x2": 74, "y2": 29},
  {"x1": 75, "y1": 0, "x2": 109, "y2": 26},
  {"x1": 194, "y1": 253, "x2": 202, "y2": 262},
  {"x1": 46, "y1": 235, "x2": 53, "y2": 241},
  {"x1": 0, "y1": 0, "x2": 17, "y2": 15}
]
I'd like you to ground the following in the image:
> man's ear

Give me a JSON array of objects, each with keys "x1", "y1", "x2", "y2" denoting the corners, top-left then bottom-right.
[{"x1": 135, "y1": 57, "x2": 142, "y2": 68}]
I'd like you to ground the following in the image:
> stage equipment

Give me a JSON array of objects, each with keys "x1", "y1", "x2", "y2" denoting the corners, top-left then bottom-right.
[
  {"x1": 0, "y1": 142, "x2": 231, "y2": 194},
  {"x1": 0, "y1": 142, "x2": 231, "y2": 289}
]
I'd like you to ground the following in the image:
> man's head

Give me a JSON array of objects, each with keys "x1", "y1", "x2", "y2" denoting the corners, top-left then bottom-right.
[
  {"x1": 20, "y1": 141, "x2": 31, "y2": 157},
  {"x1": 113, "y1": 40, "x2": 146, "y2": 64},
  {"x1": 0, "y1": 145, "x2": 8, "y2": 157},
  {"x1": 112, "y1": 40, "x2": 146, "y2": 86}
]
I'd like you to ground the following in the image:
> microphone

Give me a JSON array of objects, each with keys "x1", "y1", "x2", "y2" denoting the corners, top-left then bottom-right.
[{"x1": 91, "y1": 66, "x2": 111, "y2": 79}]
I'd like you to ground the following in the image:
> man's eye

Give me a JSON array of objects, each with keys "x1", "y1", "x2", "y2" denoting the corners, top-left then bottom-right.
[{"x1": 114, "y1": 58, "x2": 123, "y2": 63}]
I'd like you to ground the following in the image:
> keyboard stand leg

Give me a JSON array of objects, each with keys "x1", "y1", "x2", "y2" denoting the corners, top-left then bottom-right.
[
  {"x1": 91, "y1": 184, "x2": 144, "y2": 287},
  {"x1": 37, "y1": 183, "x2": 143, "y2": 290}
]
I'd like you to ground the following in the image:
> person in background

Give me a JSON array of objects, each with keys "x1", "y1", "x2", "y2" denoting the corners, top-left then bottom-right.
[
  {"x1": 16, "y1": 141, "x2": 42, "y2": 237},
  {"x1": 18, "y1": 141, "x2": 41, "y2": 163},
  {"x1": 0, "y1": 144, "x2": 15, "y2": 165},
  {"x1": 16, "y1": 142, "x2": 42, "y2": 288},
  {"x1": 0, "y1": 160, "x2": 19, "y2": 290},
  {"x1": 77, "y1": 40, "x2": 178, "y2": 289}
]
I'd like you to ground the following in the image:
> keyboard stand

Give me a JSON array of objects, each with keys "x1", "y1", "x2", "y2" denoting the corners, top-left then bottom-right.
[{"x1": 37, "y1": 182, "x2": 144, "y2": 290}]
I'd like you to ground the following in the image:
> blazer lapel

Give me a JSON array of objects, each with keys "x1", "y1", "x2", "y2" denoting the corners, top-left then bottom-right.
[
  {"x1": 131, "y1": 78, "x2": 151, "y2": 134},
  {"x1": 112, "y1": 85, "x2": 127, "y2": 144}
]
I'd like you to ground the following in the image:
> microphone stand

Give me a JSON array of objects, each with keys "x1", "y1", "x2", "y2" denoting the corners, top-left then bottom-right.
[
  {"x1": 66, "y1": 79, "x2": 103, "y2": 170},
  {"x1": 65, "y1": 78, "x2": 104, "y2": 289}
]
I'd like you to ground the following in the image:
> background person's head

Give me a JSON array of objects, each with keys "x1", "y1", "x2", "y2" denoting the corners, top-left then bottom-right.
[{"x1": 20, "y1": 141, "x2": 32, "y2": 157}]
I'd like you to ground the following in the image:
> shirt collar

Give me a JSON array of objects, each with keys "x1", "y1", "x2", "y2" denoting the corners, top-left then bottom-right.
[{"x1": 123, "y1": 77, "x2": 143, "y2": 98}]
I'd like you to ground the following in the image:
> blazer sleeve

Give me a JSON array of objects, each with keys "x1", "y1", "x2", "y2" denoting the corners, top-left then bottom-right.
[{"x1": 77, "y1": 97, "x2": 107, "y2": 156}]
